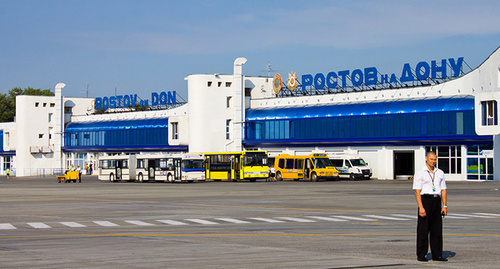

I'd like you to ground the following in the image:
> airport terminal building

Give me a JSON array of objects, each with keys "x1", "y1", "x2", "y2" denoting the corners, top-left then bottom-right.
[{"x1": 1, "y1": 48, "x2": 500, "y2": 181}]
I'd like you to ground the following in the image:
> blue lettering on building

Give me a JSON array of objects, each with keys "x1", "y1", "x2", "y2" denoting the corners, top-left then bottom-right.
[
  {"x1": 95, "y1": 91, "x2": 176, "y2": 110},
  {"x1": 302, "y1": 57, "x2": 464, "y2": 91}
]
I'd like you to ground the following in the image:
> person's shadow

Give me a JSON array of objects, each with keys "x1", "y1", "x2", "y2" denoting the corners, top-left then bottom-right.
[{"x1": 426, "y1": 251, "x2": 456, "y2": 260}]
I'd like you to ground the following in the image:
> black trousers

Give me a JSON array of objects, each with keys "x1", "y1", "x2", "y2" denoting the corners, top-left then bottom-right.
[{"x1": 417, "y1": 195, "x2": 443, "y2": 259}]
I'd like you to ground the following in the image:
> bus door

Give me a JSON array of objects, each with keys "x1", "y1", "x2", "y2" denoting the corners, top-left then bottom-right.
[
  {"x1": 174, "y1": 158, "x2": 182, "y2": 180},
  {"x1": 304, "y1": 158, "x2": 312, "y2": 179},
  {"x1": 232, "y1": 155, "x2": 241, "y2": 180},
  {"x1": 116, "y1": 160, "x2": 123, "y2": 180},
  {"x1": 148, "y1": 159, "x2": 156, "y2": 180}
]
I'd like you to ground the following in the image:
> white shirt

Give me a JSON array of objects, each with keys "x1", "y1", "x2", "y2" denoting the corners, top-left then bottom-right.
[{"x1": 413, "y1": 165, "x2": 446, "y2": 195}]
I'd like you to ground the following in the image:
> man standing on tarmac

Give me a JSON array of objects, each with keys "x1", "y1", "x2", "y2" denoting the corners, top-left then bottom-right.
[{"x1": 413, "y1": 151, "x2": 448, "y2": 262}]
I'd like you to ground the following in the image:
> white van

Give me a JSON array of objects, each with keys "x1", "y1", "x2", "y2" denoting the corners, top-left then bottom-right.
[{"x1": 329, "y1": 155, "x2": 372, "y2": 180}]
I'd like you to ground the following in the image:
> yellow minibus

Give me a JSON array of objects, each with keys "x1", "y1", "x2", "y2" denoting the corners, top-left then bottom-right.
[{"x1": 274, "y1": 153, "x2": 339, "y2": 181}]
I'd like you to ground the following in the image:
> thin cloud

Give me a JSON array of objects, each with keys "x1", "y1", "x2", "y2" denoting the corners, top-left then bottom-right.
[{"x1": 64, "y1": 1, "x2": 500, "y2": 54}]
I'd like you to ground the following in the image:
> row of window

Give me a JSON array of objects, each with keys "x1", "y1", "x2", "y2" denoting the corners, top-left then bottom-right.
[
  {"x1": 35, "y1": 102, "x2": 55, "y2": 108},
  {"x1": 64, "y1": 128, "x2": 169, "y2": 148},
  {"x1": 245, "y1": 111, "x2": 474, "y2": 141},
  {"x1": 207, "y1": 81, "x2": 232, "y2": 88}
]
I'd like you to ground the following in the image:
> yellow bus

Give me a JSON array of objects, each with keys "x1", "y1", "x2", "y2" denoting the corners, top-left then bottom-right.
[
  {"x1": 274, "y1": 153, "x2": 339, "y2": 181},
  {"x1": 204, "y1": 151, "x2": 268, "y2": 182}
]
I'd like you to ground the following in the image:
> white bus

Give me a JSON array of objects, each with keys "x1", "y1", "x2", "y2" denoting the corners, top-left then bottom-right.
[{"x1": 98, "y1": 153, "x2": 205, "y2": 183}]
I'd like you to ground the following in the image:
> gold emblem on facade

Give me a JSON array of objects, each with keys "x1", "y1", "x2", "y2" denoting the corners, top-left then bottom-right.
[
  {"x1": 287, "y1": 72, "x2": 297, "y2": 91},
  {"x1": 273, "y1": 74, "x2": 283, "y2": 94}
]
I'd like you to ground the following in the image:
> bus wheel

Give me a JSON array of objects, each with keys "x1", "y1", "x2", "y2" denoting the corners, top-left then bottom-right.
[
  {"x1": 276, "y1": 172, "x2": 283, "y2": 181},
  {"x1": 109, "y1": 173, "x2": 115, "y2": 182},
  {"x1": 138, "y1": 173, "x2": 144, "y2": 182},
  {"x1": 168, "y1": 174, "x2": 174, "y2": 183},
  {"x1": 311, "y1": 172, "x2": 318, "y2": 182}
]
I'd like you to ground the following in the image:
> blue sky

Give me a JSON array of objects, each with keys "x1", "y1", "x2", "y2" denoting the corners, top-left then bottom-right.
[{"x1": 1, "y1": 0, "x2": 499, "y2": 100}]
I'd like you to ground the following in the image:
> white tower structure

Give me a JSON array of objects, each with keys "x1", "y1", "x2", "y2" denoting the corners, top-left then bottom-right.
[{"x1": 232, "y1": 57, "x2": 247, "y2": 152}]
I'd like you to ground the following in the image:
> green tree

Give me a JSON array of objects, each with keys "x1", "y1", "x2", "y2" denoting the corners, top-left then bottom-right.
[{"x1": 0, "y1": 87, "x2": 54, "y2": 122}]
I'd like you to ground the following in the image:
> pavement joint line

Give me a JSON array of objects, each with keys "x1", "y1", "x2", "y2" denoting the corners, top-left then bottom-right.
[
  {"x1": 0, "y1": 195, "x2": 404, "y2": 214},
  {"x1": 0, "y1": 232, "x2": 499, "y2": 239}
]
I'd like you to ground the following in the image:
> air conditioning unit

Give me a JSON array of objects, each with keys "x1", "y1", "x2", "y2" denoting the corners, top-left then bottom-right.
[
  {"x1": 29, "y1": 146, "x2": 41, "y2": 153},
  {"x1": 42, "y1": 146, "x2": 53, "y2": 153}
]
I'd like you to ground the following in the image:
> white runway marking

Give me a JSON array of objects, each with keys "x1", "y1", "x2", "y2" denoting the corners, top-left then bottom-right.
[
  {"x1": 156, "y1": 220, "x2": 189, "y2": 225},
  {"x1": 214, "y1": 218, "x2": 251, "y2": 224},
  {"x1": 93, "y1": 221, "x2": 119, "y2": 227},
  {"x1": 60, "y1": 222, "x2": 86, "y2": 228},
  {"x1": 185, "y1": 219, "x2": 219, "y2": 225},
  {"x1": 307, "y1": 216, "x2": 347, "y2": 222},
  {"x1": 449, "y1": 213, "x2": 494, "y2": 218},
  {"x1": 0, "y1": 223, "x2": 16, "y2": 230},
  {"x1": 474, "y1": 213, "x2": 500, "y2": 217},
  {"x1": 391, "y1": 214, "x2": 418, "y2": 219},
  {"x1": 441, "y1": 215, "x2": 468, "y2": 219},
  {"x1": 248, "y1": 217, "x2": 285, "y2": 223},
  {"x1": 125, "y1": 220, "x2": 155, "y2": 226},
  {"x1": 334, "y1": 216, "x2": 376, "y2": 221},
  {"x1": 364, "y1": 215, "x2": 409, "y2": 221},
  {"x1": 276, "y1": 217, "x2": 316, "y2": 223},
  {"x1": 27, "y1": 222, "x2": 51, "y2": 229}
]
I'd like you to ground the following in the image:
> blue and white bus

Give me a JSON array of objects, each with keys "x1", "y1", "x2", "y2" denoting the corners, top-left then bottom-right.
[{"x1": 98, "y1": 153, "x2": 205, "y2": 183}]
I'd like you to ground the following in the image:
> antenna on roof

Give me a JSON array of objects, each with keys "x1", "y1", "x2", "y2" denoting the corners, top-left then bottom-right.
[{"x1": 267, "y1": 60, "x2": 272, "y2": 78}]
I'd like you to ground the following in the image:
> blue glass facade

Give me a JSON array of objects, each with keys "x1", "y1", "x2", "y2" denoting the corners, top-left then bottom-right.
[
  {"x1": 0, "y1": 131, "x2": 3, "y2": 151},
  {"x1": 63, "y1": 118, "x2": 187, "y2": 152},
  {"x1": 244, "y1": 96, "x2": 492, "y2": 147}
]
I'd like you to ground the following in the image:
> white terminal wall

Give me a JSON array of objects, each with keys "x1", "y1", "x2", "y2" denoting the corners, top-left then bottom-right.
[
  {"x1": 14, "y1": 94, "x2": 94, "y2": 176},
  {"x1": 186, "y1": 71, "x2": 272, "y2": 153}
]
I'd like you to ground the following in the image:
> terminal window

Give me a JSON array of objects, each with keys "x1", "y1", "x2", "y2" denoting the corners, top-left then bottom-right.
[
  {"x1": 481, "y1": 100, "x2": 497, "y2": 126},
  {"x1": 171, "y1": 122, "x2": 178, "y2": 140},
  {"x1": 226, "y1": 120, "x2": 231, "y2": 139}
]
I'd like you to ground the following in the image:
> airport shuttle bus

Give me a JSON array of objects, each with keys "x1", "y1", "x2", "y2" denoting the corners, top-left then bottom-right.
[
  {"x1": 204, "y1": 151, "x2": 268, "y2": 181},
  {"x1": 274, "y1": 153, "x2": 339, "y2": 181},
  {"x1": 98, "y1": 153, "x2": 205, "y2": 182},
  {"x1": 98, "y1": 154, "x2": 134, "y2": 182}
]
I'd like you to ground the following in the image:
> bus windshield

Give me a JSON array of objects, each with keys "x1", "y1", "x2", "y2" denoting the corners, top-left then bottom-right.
[
  {"x1": 312, "y1": 158, "x2": 332, "y2": 169},
  {"x1": 350, "y1": 159, "x2": 367, "y2": 166},
  {"x1": 182, "y1": 159, "x2": 204, "y2": 169},
  {"x1": 244, "y1": 152, "x2": 268, "y2": 166}
]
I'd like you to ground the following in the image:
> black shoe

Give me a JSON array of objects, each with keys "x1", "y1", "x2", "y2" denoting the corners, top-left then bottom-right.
[
  {"x1": 417, "y1": 257, "x2": 428, "y2": 262},
  {"x1": 432, "y1": 257, "x2": 448, "y2": 261}
]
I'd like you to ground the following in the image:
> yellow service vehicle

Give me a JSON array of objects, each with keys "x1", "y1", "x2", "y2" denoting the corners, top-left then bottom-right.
[{"x1": 57, "y1": 171, "x2": 80, "y2": 183}]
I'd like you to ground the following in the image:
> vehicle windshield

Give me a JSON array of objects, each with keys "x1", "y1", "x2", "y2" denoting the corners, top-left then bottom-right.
[
  {"x1": 312, "y1": 158, "x2": 332, "y2": 169},
  {"x1": 244, "y1": 152, "x2": 268, "y2": 166},
  {"x1": 350, "y1": 159, "x2": 367, "y2": 166},
  {"x1": 182, "y1": 160, "x2": 204, "y2": 169}
]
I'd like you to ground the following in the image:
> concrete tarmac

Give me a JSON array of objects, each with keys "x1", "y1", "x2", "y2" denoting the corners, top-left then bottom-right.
[{"x1": 0, "y1": 176, "x2": 499, "y2": 268}]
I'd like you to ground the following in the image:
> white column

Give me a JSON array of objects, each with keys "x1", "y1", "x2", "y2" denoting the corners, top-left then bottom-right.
[
  {"x1": 54, "y1": 83, "x2": 65, "y2": 171},
  {"x1": 494, "y1": 135, "x2": 500, "y2": 181},
  {"x1": 232, "y1": 57, "x2": 247, "y2": 152}
]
